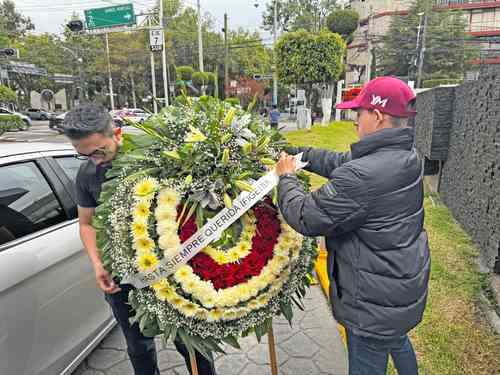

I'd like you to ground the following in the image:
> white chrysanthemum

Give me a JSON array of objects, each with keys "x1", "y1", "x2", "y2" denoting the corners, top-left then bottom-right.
[
  {"x1": 155, "y1": 206, "x2": 177, "y2": 221},
  {"x1": 156, "y1": 220, "x2": 178, "y2": 236},
  {"x1": 158, "y1": 188, "x2": 180, "y2": 206},
  {"x1": 158, "y1": 235, "x2": 181, "y2": 252}
]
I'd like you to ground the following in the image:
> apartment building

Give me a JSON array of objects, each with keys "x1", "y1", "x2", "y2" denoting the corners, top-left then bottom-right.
[{"x1": 345, "y1": 0, "x2": 500, "y2": 87}]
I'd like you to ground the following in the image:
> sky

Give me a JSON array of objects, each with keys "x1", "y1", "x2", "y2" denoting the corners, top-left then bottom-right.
[{"x1": 12, "y1": 0, "x2": 271, "y2": 37}]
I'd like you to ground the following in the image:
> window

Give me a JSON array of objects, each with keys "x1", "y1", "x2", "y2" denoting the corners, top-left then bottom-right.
[
  {"x1": 55, "y1": 157, "x2": 85, "y2": 183},
  {"x1": 0, "y1": 162, "x2": 67, "y2": 246}
]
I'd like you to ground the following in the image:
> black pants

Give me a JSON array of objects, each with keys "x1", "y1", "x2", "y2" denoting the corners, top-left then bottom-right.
[{"x1": 105, "y1": 284, "x2": 217, "y2": 375}]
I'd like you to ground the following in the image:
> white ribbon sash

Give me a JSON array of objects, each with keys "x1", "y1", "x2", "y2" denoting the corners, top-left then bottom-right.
[{"x1": 122, "y1": 154, "x2": 307, "y2": 289}]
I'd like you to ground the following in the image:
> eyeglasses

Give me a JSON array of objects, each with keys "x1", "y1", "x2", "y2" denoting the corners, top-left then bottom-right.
[{"x1": 75, "y1": 148, "x2": 110, "y2": 160}]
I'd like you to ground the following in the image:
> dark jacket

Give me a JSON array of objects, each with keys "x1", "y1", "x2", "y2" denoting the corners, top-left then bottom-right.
[{"x1": 278, "y1": 127, "x2": 430, "y2": 338}]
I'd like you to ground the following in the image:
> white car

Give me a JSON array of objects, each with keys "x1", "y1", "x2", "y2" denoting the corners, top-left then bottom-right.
[
  {"x1": 121, "y1": 108, "x2": 151, "y2": 124},
  {"x1": 0, "y1": 143, "x2": 115, "y2": 375}
]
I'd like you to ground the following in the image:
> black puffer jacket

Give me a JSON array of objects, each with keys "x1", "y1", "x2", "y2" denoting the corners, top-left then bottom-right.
[{"x1": 278, "y1": 127, "x2": 430, "y2": 338}]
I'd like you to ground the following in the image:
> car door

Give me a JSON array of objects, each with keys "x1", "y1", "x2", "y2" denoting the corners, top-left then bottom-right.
[{"x1": 0, "y1": 153, "x2": 113, "y2": 375}]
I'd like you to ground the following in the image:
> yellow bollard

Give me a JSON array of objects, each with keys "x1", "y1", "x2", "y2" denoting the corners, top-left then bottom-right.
[{"x1": 314, "y1": 240, "x2": 347, "y2": 346}]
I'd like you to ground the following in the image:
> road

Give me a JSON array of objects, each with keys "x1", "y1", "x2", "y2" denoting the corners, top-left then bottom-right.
[{"x1": 0, "y1": 120, "x2": 142, "y2": 144}]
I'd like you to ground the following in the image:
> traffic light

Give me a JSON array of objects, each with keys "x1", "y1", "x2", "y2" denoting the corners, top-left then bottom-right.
[
  {"x1": 0, "y1": 48, "x2": 19, "y2": 58},
  {"x1": 67, "y1": 20, "x2": 84, "y2": 32}
]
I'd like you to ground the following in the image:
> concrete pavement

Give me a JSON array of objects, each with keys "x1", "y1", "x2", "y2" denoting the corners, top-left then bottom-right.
[{"x1": 72, "y1": 285, "x2": 347, "y2": 375}]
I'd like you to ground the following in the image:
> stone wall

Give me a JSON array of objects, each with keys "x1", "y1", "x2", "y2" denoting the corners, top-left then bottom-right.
[{"x1": 414, "y1": 67, "x2": 500, "y2": 271}]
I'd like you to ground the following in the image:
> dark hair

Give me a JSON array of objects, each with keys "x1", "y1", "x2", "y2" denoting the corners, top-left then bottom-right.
[
  {"x1": 272, "y1": 104, "x2": 277, "y2": 109},
  {"x1": 61, "y1": 103, "x2": 113, "y2": 140}
]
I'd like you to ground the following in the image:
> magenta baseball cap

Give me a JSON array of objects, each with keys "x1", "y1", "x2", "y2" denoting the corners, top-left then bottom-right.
[{"x1": 336, "y1": 76, "x2": 417, "y2": 117}]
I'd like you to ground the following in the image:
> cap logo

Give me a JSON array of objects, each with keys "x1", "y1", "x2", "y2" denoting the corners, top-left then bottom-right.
[{"x1": 371, "y1": 94, "x2": 388, "y2": 108}]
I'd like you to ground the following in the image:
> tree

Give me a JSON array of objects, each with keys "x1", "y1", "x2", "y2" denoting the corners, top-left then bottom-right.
[
  {"x1": 227, "y1": 28, "x2": 272, "y2": 78},
  {"x1": 176, "y1": 66, "x2": 195, "y2": 81},
  {"x1": 262, "y1": 0, "x2": 338, "y2": 33},
  {"x1": 0, "y1": 0, "x2": 34, "y2": 38},
  {"x1": 326, "y1": 9, "x2": 359, "y2": 42},
  {"x1": 0, "y1": 84, "x2": 16, "y2": 103},
  {"x1": 376, "y1": 0, "x2": 478, "y2": 82},
  {"x1": 275, "y1": 30, "x2": 345, "y2": 109}
]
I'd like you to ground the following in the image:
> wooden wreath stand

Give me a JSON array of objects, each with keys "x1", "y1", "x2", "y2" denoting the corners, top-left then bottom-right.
[{"x1": 188, "y1": 325, "x2": 279, "y2": 375}]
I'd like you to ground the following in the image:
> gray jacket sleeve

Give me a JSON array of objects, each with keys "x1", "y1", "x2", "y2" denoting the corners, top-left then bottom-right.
[
  {"x1": 278, "y1": 165, "x2": 367, "y2": 238},
  {"x1": 286, "y1": 146, "x2": 352, "y2": 178}
]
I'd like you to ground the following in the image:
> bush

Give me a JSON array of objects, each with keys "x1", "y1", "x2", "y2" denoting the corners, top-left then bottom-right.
[
  {"x1": 327, "y1": 9, "x2": 360, "y2": 39},
  {"x1": 0, "y1": 115, "x2": 25, "y2": 135},
  {"x1": 0, "y1": 85, "x2": 17, "y2": 104},
  {"x1": 224, "y1": 97, "x2": 240, "y2": 106},
  {"x1": 176, "y1": 66, "x2": 195, "y2": 81},
  {"x1": 422, "y1": 79, "x2": 463, "y2": 88},
  {"x1": 192, "y1": 71, "x2": 210, "y2": 87}
]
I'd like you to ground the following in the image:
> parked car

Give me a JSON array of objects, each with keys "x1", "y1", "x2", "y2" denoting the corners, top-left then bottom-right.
[
  {"x1": 0, "y1": 107, "x2": 32, "y2": 129},
  {"x1": 48, "y1": 112, "x2": 67, "y2": 133},
  {"x1": 112, "y1": 108, "x2": 150, "y2": 125},
  {"x1": 0, "y1": 143, "x2": 115, "y2": 375},
  {"x1": 109, "y1": 110, "x2": 125, "y2": 128},
  {"x1": 24, "y1": 108, "x2": 53, "y2": 121}
]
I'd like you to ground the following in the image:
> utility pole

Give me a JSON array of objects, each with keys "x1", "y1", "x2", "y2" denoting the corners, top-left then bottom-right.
[
  {"x1": 416, "y1": 12, "x2": 428, "y2": 88},
  {"x1": 272, "y1": 0, "x2": 278, "y2": 107},
  {"x1": 160, "y1": 0, "x2": 169, "y2": 106},
  {"x1": 105, "y1": 33, "x2": 115, "y2": 110},
  {"x1": 224, "y1": 13, "x2": 229, "y2": 97},
  {"x1": 197, "y1": 0, "x2": 204, "y2": 72},
  {"x1": 365, "y1": 6, "x2": 373, "y2": 82},
  {"x1": 130, "y1": 73, "x2": 137, "y2": 108},
  {"x1": 148, "y1": 15, "x2": 158, "y2": 114}
]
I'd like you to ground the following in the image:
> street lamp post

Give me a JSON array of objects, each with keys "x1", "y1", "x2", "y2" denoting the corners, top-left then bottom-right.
[{"x1": 273, "y1": 0, "x2": 278, "y2": 108}]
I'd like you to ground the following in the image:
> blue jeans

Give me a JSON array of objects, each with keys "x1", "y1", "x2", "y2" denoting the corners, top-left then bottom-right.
[
  {"x1": 346, "y1": 329, "x2": 418, "y2": 375},
  {"x1": 105, "y1": 284, "x2": 217, "y2": 375}
]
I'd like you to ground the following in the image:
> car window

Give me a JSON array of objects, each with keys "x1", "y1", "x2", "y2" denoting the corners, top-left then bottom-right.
[
  {"x1": 0, "y1": 162, "x2": 67, "y2": 246},
  {"x1": 55, "y1": 156, "x2": 85, "y2": 182},
  {"x1": 0, "y1": 108, "x2": 10, "y2": 114}
]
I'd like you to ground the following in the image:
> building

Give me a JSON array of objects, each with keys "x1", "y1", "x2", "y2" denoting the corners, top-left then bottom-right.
[{"x1": 345, "y1": 0, "x2": 500, "y2": 87}]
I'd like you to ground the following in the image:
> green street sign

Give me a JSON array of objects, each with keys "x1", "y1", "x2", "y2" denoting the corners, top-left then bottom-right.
[{"x1": 84, "y1": 3, "x2": 135, "y2": 30}]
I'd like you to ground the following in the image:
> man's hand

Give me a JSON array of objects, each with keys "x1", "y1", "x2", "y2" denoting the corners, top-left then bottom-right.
[
  {"x1": 94, "y1": 264, "x2": 121, "y2": 294},
  {"x1": 275, "y1": 152, "x2": 297, "y2": 176}
]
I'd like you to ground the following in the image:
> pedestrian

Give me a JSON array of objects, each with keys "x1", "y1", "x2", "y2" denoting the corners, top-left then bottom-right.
[
  {"x1": 61, "y1": 103, "x2": 217, "y2": 375},
  {"x1": 269, "y1": 104, "x2": 280, "y2": 129},
  {"x1": 275, "y1": 77, "x2": 430, "y2": 375}
]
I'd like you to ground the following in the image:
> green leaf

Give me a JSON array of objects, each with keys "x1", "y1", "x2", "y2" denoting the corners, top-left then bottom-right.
[
  {"x1": 222, "y1": 335, "x2": 241, "y2": 350},
  {"x1": 280, "y1": 301, "x2": 294, "y2": 324}
]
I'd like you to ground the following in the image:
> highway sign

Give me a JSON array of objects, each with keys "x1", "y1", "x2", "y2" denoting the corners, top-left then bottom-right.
[
  {"x1": 84, "y1": 4, "x2": 135, "y2": 30},
  {"x1": 149, "y1": 28, "x2": 164, "y2": 52}
]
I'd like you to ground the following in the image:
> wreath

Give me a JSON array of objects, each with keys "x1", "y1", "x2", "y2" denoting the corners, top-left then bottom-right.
[{"x1": 93, "y1": 96, "x2": 318, "y2": 358}]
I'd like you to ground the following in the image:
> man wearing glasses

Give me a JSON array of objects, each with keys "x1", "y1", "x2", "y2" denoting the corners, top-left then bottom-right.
[
  {"x1": 61, "y1": 104, "x2": 217, "y2": 375},
  {"x1": 275, "y1": 77, "x2": 430, "y2": 375}
]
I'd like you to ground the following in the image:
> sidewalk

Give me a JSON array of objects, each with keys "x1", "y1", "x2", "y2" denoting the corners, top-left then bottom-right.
[{"x1": 73, "y1": 285, "x2": 347, "y2": 375}]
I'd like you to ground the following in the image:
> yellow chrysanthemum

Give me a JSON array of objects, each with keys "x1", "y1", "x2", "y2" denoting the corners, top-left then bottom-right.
[
  {"x1": 211, "y1": 251, "x2": 228, "y2": 265},
  {"x1": 151, "y1": 278, "x2": 168, "y2": 291},
  {"x1": 195, "y1": 309, "x2": 209, "y2": 321},
  {"x1": 182, "y1": 279, "x2": 198, "y2": 294},
  {"x1": 248, "y1": 299, "x2": 260, "y2": 310},
  {"x1": 171, "y1": 296, "x2": 185, "y2": 308},
  {"x1": 200, "y1": 294, "x2": 216, "y2": 309},
  {"x1": 131, "y1": 221, "x2": 148, "y2": 239},
  {"x1": 134, "y1": 237, "x2": 155, "y2": 253},
  {"x1": 174, "y1": 265, "x2": 192, "y2": 283},
  {"x1": 222, "y1": 310, "x2": 239, "y2": 321},
  {"x1": 180, "y1": 302, "x2": 199, "y2": 317},
  {"x1": 136, "y1": 253, "x2": 159, "y2": 273},
  {"x1": 226, "y1": 248, "x2": 242, "y2": 263},
  {"x1": 134, "y1": 201, "x2": 151, "y2": 220},
  {"x1": 236, "y1": 284, "x2": 251, "y2": 301},
  {"x1": 158, "y1": 189, "x2": 180, "y2": 206},
  {"x1": 257, "y1": 294, "x2": 270, "y2": 305},
  {"x1": 156, "y1": 286, "x2": 175, "y2": 301},
  {"x1": 184, "y1": 126, "x2": 207, "y2": 143},
  {"x1": 207, "y1": 308, "x2": 223, "y2": 322},
  {"x1": 134, "y1": 177, "x2": 158, "y2": 197}
]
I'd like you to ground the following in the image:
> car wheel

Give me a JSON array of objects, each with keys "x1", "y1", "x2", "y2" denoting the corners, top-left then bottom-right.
[{"x1": 20, "y1": 120, "x2": 30, "y2": 131}]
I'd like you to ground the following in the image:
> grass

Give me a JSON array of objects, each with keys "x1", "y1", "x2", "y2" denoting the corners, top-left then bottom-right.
[{"x1": 285, "y1": 122, "x2": 500, "y2": 375}]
